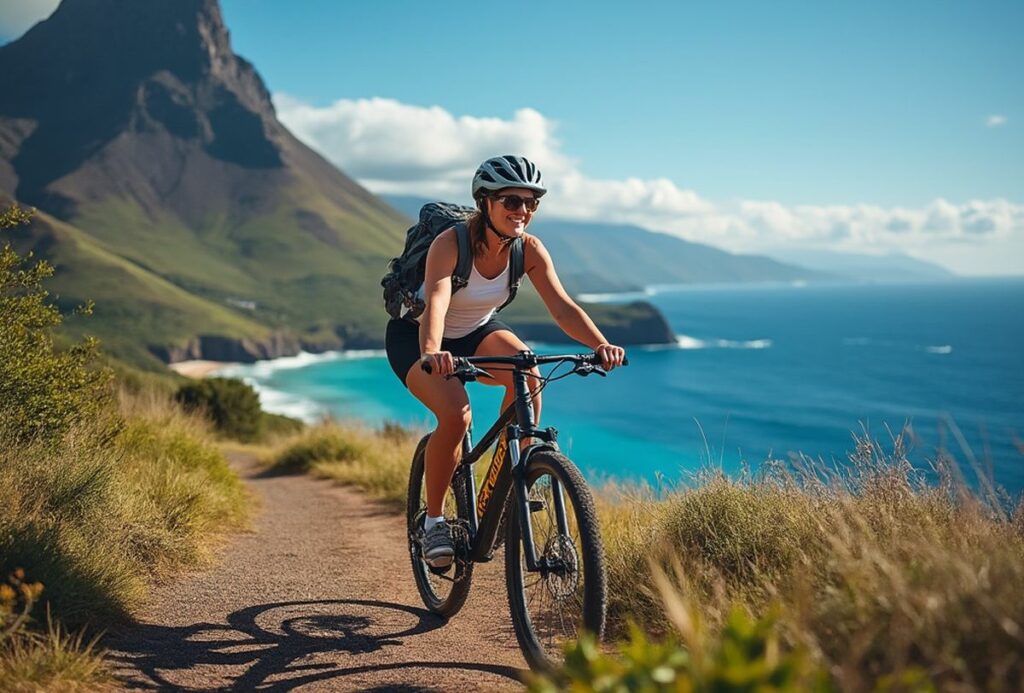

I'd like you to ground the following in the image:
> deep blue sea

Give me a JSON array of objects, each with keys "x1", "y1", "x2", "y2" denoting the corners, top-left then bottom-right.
[{"x1": 219, "y1": 279, "x2": 1024, "y2": 494}]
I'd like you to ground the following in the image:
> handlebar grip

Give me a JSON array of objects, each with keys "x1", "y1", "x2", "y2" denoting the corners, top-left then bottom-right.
[
  {"x1": 420, "y1": 356, "x2": 468, "y2": 376},
  {"x1": 589, "y1": 353, "x2": 629, "y2": 367}
]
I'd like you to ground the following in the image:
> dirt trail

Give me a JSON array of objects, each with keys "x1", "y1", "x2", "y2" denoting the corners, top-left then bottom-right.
[{"x1": 105, "y1": 453, "x2": 527, "y2": 692}]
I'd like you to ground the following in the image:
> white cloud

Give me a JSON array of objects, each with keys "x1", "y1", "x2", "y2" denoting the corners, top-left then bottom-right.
[
  {"x1": 275, "y1": 94, "x2": 1024, "y2": 273},
  {"x1": 0, "y1": 0, "x2": 58, "y2": 38},
  {"x1": 986, "y1": 114, "x2": 1007, "y2": 128}
]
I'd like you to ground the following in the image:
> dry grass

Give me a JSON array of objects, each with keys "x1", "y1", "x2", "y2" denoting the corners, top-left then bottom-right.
[
  {"x1": 0, "y1": 614, "x2": 111, "y2": 692},
  {"x1": 0, "y1": 386, "x2": 250, "y2": 687},
  {"x1": 599, "y1": 435, "x2": 1024, "y2": 690},
  {"x1": 264, "y1": 420, "x2": 425, "y2": 509}
]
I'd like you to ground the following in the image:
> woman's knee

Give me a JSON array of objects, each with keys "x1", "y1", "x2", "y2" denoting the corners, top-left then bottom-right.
[{"x1": 435, "y1": 401, "x2": 472, "y2": 432}]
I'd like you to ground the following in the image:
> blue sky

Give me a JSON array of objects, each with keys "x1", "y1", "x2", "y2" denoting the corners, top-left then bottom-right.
[{"x1": 2, "y1": 1, "x2": 1022, "y2": 274}]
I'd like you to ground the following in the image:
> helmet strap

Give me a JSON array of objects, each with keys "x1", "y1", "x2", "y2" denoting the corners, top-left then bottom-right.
[{"x1": 481, "y1": 201, "x2": 518, "y2": 246}]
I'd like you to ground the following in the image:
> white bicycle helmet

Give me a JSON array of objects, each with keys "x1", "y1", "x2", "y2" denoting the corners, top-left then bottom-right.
[{"x1": 472, "y1": 155, "x2": 547, "y2": 200}]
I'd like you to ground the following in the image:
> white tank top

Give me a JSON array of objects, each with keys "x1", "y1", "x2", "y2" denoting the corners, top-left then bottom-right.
[{"x1": 443, "y1": 259, "x2": 511, "y2": 338}]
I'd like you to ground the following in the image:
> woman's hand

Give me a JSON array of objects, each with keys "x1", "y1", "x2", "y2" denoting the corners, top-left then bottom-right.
[
  {"x1": 595, "y1": 343, "x2": 626, "y2": 371},
  {"x1": 421, "y1": 350, "x2": 455, "y2": 377}
]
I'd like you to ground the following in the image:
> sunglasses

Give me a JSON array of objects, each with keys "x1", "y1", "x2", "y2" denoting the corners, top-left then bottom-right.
[{"x1": 491, "y1": 194, "x2": 540, "y2": 213}]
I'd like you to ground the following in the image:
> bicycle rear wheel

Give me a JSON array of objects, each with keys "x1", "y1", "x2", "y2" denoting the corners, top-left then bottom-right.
[
  {"x1": 505, "y1": 449, "x2": 606, "y2": 672},
  {"x1": 407, "y1": 434, "x2": 474, "y2": 617}
]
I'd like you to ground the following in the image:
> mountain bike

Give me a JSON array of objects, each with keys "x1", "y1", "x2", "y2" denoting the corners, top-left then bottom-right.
[{"x1": 407, "y1": 350, "x2": 626, "y2": 671}]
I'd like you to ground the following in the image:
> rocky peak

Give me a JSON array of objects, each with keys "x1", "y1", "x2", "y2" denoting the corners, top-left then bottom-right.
[{"x1": 0, "y1": 0, "x2": 282, "y2": 212}]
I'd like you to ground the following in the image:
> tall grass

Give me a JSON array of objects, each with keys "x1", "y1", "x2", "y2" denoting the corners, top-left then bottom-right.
[
  {"x1": 600, "y1": 436, "x2": 1024, "y2": 689},
  {"x1": 265, "y1": 421, "x2": 422, "y2": 508},
  {"x1": 0, "y1": 386, "x2": 249, "y2": 687}
]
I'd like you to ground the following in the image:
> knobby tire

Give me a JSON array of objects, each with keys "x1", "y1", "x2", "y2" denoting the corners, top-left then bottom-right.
[{"x1": 504, "y1": 449, "x2": 607, "y2": 672}]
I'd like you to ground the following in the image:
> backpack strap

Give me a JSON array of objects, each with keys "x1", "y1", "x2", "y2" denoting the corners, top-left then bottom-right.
[
  {"x1": 495, "y1": 236, "x2": 525, "y2": 313},
  {"x1": 451, "y1": 222, "x2": 473, "y2": 292}
]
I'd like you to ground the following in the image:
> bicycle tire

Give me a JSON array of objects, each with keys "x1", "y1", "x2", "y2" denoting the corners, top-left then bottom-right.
[
  {"x1": 407, "y1": 433, "x2": 474, "y2": 617},
  {"x1": 504, "y1": 448, "x2": 607, "y2": 672}
]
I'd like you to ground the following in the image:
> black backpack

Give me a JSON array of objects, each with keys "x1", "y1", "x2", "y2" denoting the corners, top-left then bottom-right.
[{"x1": 382, "y1": 202, "x2": 524, "y2": 321}]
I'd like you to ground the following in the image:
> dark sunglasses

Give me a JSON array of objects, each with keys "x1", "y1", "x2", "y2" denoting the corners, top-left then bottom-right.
[{"x1": 491, "y1": 194, "x2": 540, "y2": 212}]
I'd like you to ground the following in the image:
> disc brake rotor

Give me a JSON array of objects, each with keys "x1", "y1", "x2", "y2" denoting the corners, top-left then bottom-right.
[{"x1": 542, "y1": 534, "x2": 580, "y2": 601}]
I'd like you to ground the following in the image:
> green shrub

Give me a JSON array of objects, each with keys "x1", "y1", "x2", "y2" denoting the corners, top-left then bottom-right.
[
  {"x1": 271, "y1": 426, "x2": 369, "y2": 472},
  {"x1": 528, "y1": 607, "x2": 833, "y2": 692},
  {"x1": 262, "y1": 411, "x2": 305, "y2": 438},
  {"x1": 0, "y1": 204, "x2": 112, "y2": 443},
  {"x1": 175, "y1": 376, "x2": 263, "y2": 441}
]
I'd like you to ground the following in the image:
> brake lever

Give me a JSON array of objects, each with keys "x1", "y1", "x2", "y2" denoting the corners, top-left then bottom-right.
[
  {"x1": 445, "y1": 365, "x2": 493, "y2": 383},
  {"x1": 573, "y1": 363, "x2": 607, "y2": 377}
]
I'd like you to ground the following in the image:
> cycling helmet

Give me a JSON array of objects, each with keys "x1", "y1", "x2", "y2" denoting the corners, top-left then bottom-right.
[{"x1": 472, "y1": 155, "x2": 547, "y2": 200}]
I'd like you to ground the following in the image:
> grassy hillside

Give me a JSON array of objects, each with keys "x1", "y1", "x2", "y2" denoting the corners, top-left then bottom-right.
[{"x1": 11, "y1": 209, "x2": 271, "y2": 370}]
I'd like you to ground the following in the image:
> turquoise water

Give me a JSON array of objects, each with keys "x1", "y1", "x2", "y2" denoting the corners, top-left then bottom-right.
[{"x1": 220, "y1": 279, "x2": 1024, "y2": 493}]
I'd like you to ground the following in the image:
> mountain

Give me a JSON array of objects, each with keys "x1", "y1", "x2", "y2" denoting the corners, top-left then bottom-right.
[
  {"x1": 385, "y1": 195, "x2": 824, "y2": 294},
  {"x1": 766, "y1": 249, "x2": 955, "y2": 282},
  {"x1": 0, "y1": 0, "x2": 672, "y2": 369}
]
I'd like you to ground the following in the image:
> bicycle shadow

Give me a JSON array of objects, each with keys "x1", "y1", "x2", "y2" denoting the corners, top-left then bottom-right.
[{"x1": 105, "y1": 598, "x2": 525, "y2": 691}]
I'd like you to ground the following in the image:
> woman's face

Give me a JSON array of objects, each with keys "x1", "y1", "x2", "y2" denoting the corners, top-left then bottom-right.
[{"x1": 485, "y1": 187, "x2": 539, "y2": 239}]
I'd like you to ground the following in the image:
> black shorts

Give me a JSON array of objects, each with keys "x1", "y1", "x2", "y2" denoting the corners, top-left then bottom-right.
[{"x1": 385, "y1": 318, "x2": 514, "y2": 387}]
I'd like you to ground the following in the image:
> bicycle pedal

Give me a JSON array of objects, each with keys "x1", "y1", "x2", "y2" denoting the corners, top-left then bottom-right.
[
  {"x1": 428, "y1": 562, "x2": 453, "y2": 576},
  {"x1": 528, "y1": 499, "x2": 546, "y2": 512}
]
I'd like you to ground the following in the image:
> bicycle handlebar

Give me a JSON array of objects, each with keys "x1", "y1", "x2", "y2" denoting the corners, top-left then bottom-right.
[{"x1": 420, "y1": 351, "x2": 628, "y2": 375}]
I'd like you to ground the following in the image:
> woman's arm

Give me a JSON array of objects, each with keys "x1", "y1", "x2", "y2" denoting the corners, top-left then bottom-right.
[
  {"x1": 523, "y1": 234, "x2": 626, "y2": 369},
  {"x1": 419, "y1": 228, "x2": 459, "y2": 375}
]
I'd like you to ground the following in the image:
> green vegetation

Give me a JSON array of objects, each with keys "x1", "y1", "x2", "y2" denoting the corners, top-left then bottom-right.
[
  {"x1": 1, "y1": 204, "x2": 250, "y2": 688},
  {"x1": 176, "y1": 377, "x2": 263, "y2": 441},
  {"x1": 264, "y1": 421, "x2": 422, "y2": 509},
  {"x1": 528, "y1": 605, "x2": 831, "y2": 692},
  {"x1": 1, "y1": 571, "x2": 108, "y2": 691},
  {"x1": 175, "y1": 377, "x2": 304, "y2": 442},
  {"x1": 1, "y1": 208, "x2": 113, "y2": 444}
]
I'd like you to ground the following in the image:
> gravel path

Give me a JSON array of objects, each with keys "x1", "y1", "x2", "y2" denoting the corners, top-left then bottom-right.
[{"x1": 105, "y1": 453, "x2": 527, "y2": 691}]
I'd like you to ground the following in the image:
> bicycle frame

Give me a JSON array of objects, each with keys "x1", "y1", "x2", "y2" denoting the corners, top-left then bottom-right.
[{"x1": 452, "y1": 353, "x2": 567, "y2": 572}]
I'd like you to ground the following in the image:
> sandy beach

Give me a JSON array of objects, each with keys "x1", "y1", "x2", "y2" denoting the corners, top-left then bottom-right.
[{"x1": 167, "y1": 360, "x2": 233, "y2": 379}]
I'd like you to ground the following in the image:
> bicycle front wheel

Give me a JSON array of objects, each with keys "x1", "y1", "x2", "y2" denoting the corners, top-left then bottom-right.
[
  {"x1": 407, "y1": 433, "x2": 474, "y2": 618},
  {"x1": 505, "y1": 449, "x2": 607, "y2": 672}
]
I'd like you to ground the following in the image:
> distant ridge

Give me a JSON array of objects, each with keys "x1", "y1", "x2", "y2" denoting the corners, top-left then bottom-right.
[
  {"x1": 767, "y1": 249, "x2": 955, "y2": 282},
  {"x1": 385, "y1": 195, "x2": 825, "y2": 294}
]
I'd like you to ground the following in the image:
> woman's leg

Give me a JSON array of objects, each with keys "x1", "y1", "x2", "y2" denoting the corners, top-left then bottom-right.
[
  {"x1": 405, "y1": 362, "x2": 471, "y2": 517},
  {"x1": 473, "y1": 330, "x2": 542, "y2": 440}
]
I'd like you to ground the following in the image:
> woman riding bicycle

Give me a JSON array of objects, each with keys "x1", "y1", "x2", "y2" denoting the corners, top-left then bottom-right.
[{"x1": 385, "y1": 154, "x2": 626, "y2": 568}]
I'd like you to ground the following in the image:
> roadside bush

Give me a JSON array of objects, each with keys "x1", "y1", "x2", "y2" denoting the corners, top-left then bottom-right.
[
  {"x1": 0, "y1": 204, "x2": 112, "y2": 444},
  {"x1": 1, "y1": 204, "x2": 249, "y2": 687},
  {"x1": 528, "y1": 607, "x2": 832, "y2": 693},
  {"x1": 263, "y1": 411, "x2": 305, "y2": 438},
  {"x1": 0, "y1": 390, "x2": 247, "y2": 626},
  {"x1": 175, "y1": 376, "x2": 263, "y2": 441}
]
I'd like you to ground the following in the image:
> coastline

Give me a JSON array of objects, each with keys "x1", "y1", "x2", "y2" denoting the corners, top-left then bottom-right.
[{"x1": 168, "y1": 360, "x2": 235, "y2": 379}]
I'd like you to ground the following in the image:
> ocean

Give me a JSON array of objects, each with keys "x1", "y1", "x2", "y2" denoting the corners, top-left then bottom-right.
[{"x1": 218, "y1": 278, "x2": 1024, "y2": 494}]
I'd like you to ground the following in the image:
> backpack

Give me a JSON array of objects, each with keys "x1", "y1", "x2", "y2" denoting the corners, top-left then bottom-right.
[{"x1": 382, "y1": 202, "x2": 525, "y2": 321}]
